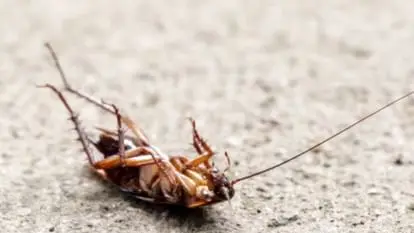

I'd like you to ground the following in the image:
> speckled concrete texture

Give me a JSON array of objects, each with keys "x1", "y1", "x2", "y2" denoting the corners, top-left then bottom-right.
[{"x1": 1, "y1": 1, "x2": 414, "y2": 232}]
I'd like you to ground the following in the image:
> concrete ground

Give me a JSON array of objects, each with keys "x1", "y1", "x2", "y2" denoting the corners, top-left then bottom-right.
[{"x1": 1, "y1": 1, "x2": 414, "y2": 232}]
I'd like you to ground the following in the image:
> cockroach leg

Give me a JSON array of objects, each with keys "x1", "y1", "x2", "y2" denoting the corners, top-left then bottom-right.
[
  {"x1": 94, "y1": 127, "x2": 137, "y2": 147},
  {"x1": 184, "y1": 169, "x2": 207, "y2": 185},
  {"x1": 102, "y1": 101, "x2": 127, "y2": 167},
  {"x1": 95, "y1": 127, "x2": 119, "y2": 137},
  {"x1": 188, "y1": 118, "x2": 203, "y2": 154},
  {"x1": 188, "y1": 117, "x2": 214, "y2": 168},
  {"x1": 44, "y1": 43, "x2": 115, "y2": 115},
  {"x1": 158, "y1": 162, "x2": 178, "y2": 189},
  {"x1": 44, "y1": 42, "x2": 150, "y2": 146},
  {"x1": 94, "y1": 147, "x2": 156, "y2": 169},
  {"x1": 188, "y1": 117, "x2": 213, "y2": 154},
  {"x1": 223, "y1": 151, "x2": 231, "y2": 173},
  {"x1": 185, "y1": 151, "x2": 214, "y2": 169},
  {"x1": 141, "y1": 146, "x2": 178, "y2": 187},
  {"x1": 38, "y1": 84, "x2": 94, "y2": 165},
  {"x1": 94, "y1": 128, "x2": 138, "y2": 156},
  {"x1": 176, "y1": 173, "x2": 197, "y2": 196},
  {"x1": 114, "y1": 106, "x2": 127, "y2": 166},
  {"x1": 170, "y1": 157, "x2": 186, "y2": 172},
  {"x1": 121, "y1": 116, "x2": 150, "y2": 146},
  {"x1": 91, "y1": 169, "x2": 109, "y2": 181},
  {"x1": 92, "y1": 144, "x2": 176, "y2": 189}
]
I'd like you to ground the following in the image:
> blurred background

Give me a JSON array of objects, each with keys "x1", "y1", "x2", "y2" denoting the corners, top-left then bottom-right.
[{"x1": 1, "y1": 1, "x2": 414, "y2": 232}]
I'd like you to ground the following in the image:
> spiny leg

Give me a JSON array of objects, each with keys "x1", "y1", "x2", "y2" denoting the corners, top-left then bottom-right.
[
  {"x1": 189, "y1": 118, "x2": 203, "y2": 154},
  {"x1": 188, "y1": 118, "x2": 232, "y2": 171},
  {"x1": 105, "y1": 102, "x2": 126, "y2": 167},
  {"x1": 188, "y1": 117, "x2": 214, "y2": 155},
  {"x1": 44, "y1": 43, "x2": 115, "y2": 114},
  {"x1": 187, "y1": 118, "x2": 214, "y2": 168},
  {"x1": 38, "y1": 84, "x2": 94, "y2": 165},
  {"x1": 44, "y1": 43, "x2": 177, "y2": 188},
  {"x1": 44, "y1": 42, "x2": 150, "y2": 146}
]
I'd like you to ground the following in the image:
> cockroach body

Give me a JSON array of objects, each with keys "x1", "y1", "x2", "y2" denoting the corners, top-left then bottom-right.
[
  {"x1": 39, "y1": 85, "x2": 234, "y2": 208},
  {"x1": 41, "y1": 43, "x2": 234, "y2": 208},
  {"x1": 91, "y1": 114, "x2": 235, "y2": 207},
  {"x1": 40, "y1": 43, "x2": 414, "y2": 208}
]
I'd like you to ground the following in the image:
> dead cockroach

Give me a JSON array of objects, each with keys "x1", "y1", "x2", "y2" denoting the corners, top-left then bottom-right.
[{"x1": 39, "y1": 42, "x2": 414, "y2": 208}]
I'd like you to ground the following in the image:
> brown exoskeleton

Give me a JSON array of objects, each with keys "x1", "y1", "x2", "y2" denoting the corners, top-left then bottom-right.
[{"x1": 40, "y1": 42, "x2": 414, "y2": 208}]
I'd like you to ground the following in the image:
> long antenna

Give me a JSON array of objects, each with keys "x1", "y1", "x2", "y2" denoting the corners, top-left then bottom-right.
[{"x1": 231, "y1": 91, "x2": 414, "y2": 184}]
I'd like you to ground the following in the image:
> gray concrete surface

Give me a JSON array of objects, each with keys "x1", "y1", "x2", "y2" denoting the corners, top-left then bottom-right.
[{"x1": 1, "y1": 1, "x2": 414, "y2": 232}]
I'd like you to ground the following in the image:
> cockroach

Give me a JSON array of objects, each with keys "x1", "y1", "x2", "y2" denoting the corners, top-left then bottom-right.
[{"x1": 39, "y1": 42, "x2": 414, "y2": 208}]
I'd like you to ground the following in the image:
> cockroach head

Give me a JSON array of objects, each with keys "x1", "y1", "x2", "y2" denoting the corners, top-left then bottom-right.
[{"x1": 211, "y1": 168, "x2": 235, "y2": 201}]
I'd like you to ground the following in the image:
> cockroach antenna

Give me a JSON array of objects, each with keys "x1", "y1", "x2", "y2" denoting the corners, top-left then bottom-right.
[{"x1": 231, "y1": 91, "x2": 414, "y2": 185}]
